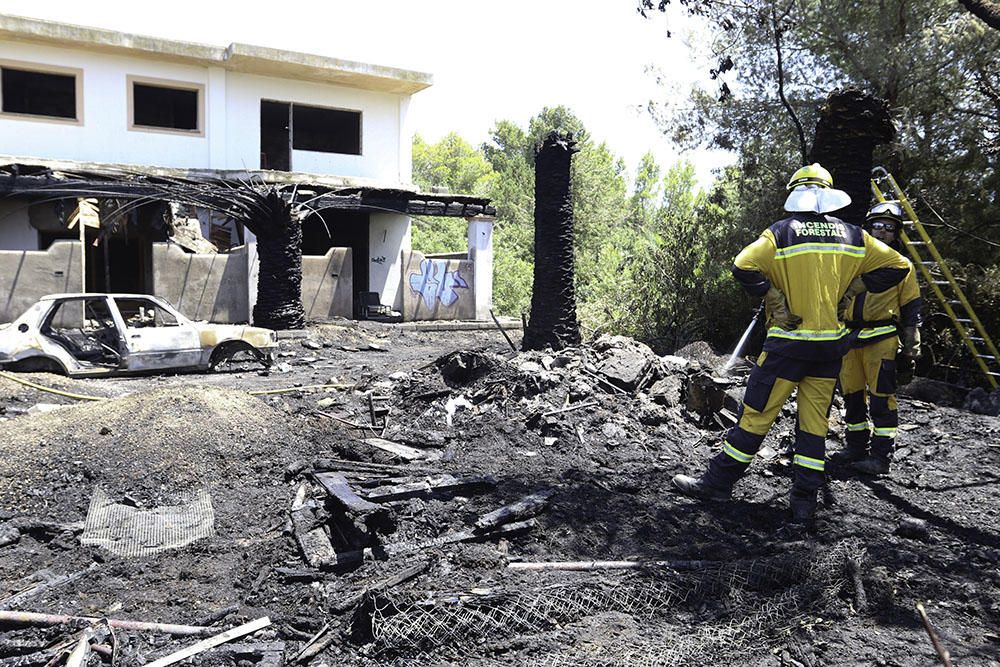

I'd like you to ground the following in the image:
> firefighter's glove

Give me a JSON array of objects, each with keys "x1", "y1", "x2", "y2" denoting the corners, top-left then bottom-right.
[
  {"x1": 764, "y1": 286, "x2": 802, "y2": 331},
  {"x1": 896, "y1": 353, "x2": 915, "y2": 386},
  {"x1": 901, "y1": 325, "x2": 921, "y2": 359},
  {"x1": 838, "y1": 276, "x2": 868, "y2": 322}
]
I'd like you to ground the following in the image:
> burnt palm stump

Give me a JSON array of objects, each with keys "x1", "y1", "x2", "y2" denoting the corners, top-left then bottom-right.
[
  {"x1": 809, "y1": 88, "x2": 895, "y2": 226},
  {"x1": 249, "y1": 190, "x2": 305, "y2": 330},
  {"x1": 522, "y1": 132, "x2": 581, "y2": 351}
]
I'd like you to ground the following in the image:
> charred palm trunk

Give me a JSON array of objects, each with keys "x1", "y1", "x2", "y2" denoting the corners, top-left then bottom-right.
[
  {"x1": 808, "y1": 88, "x2": 895, "y2": 226},
  {"x1": 522, "y1": 132, "x2": 580, "y2": 351},
  {"x1": 248, "y1": 190, "x2": 305, "y2": 330}
]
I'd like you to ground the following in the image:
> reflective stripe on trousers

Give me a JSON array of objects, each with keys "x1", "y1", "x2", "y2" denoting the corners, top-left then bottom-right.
[
  {"x1": 705, "y1": 350, "x2": 840, "y2": 494},
  {"x1": 839, "y1": 337, "x2": 899, "y2": 458}
]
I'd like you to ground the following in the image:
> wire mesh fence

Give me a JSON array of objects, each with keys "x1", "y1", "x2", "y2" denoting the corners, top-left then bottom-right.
[{"x1": 368, "y1": 539, "x2": 866, "y2": 665}]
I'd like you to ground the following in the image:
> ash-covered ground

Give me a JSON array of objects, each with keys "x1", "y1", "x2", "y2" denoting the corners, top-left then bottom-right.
[{"x1": 1, "y1": 322, "x2": 998, "y2": 667}]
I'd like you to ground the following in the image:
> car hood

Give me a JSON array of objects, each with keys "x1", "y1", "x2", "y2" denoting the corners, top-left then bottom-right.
[{"x1": 193, "y1": 323, "x2": 277, "y2": 349}]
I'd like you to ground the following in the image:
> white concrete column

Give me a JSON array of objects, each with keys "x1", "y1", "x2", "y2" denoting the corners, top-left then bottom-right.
[
  {"x1": 245, "y1": 228, "x2": 258, "y2": 324},
  {"x1": 467, "y1": 216, "x2": 494, "y2": 320},
  {"x1": 369, "y1": 213, "x2": 411, "y2": 311},
  {"x1": 207, "y1": 67, "x2": 227, "y2": 169},
  {"x1": 398, "y1": 96, "x2": 413, "y2": 185}
]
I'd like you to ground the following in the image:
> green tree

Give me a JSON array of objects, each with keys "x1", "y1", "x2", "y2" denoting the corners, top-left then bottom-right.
[
  {"x1": 483, "y1": 107, "x2": 629, "y2": 321},
  {"x1": 410, "y1": 133, "x2": 496, "y2": 254},
  {"x1": 643, "y1": 0, "x2": 1000, "y2": 373},
  {"x1": 648, "y1": 0, "x2": 999, "y2": 261},
  {"x1": 482, "y1": 120, "x2": 536, "y2": 316},
  {"x1": 412, "y1": 132, "x2": 495, "y2": 196}
]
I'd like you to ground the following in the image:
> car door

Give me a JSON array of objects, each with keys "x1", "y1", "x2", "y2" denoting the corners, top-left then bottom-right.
[
  {"x1": 112, "y1": 297, "x2": 202, "y2": 371},
  {"x1": 38, "y1": 296, "x2": 125, "y2": 372}
]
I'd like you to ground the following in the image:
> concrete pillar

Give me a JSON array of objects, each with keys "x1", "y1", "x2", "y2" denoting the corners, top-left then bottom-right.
[
  {"x1": 467, "y1": 216, "x2": 494, "y2": 320},
  {"x1": 398, "y1": 96, "x2": 413, "y2": 184},
  {"x1": 245, "y1": 227, "x2": 258, "y2": 324}
]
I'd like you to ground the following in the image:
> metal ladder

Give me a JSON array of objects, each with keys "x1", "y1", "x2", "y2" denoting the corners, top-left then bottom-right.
[{"x1": 870, "y1": 167, "x2": 1000, "y2": 389}]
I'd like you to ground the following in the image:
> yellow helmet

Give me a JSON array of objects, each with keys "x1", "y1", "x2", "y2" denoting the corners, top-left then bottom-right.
[{"x1": 786, "y1": 163, "x2": 833, "y2": 190}]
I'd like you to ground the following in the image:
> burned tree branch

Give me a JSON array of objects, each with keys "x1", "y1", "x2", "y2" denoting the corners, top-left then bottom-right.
[{"x1": 772, "y1": 3, "x2": 808, "y2": 164}]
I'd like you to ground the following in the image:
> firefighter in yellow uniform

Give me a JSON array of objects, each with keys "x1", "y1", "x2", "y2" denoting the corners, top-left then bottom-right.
[
  {"x1": 830, "y1": 201, "x2": 922, "y2": 475},
  {"x1": 673, "y1": 164, "x2": 911, "y2": 524}
]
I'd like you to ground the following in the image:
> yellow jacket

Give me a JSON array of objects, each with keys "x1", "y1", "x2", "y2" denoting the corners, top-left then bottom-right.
[
  {"x1": 732, "y1": 213, "x2": 911, "y2": 360},
  {"x1": 844, "y1": 258, "x2": 922, "y2": 346}
]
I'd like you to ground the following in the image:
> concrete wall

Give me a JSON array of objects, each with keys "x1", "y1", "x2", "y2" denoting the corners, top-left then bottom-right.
[
  {"x1": 0, "y1": 202, "x2": 38, "y2": 251},
  {"x1": 301, "y1": 247, "x2": 353, "y2": 321},
  {"x1": 369, "y1": 213, "x2": 411, "y2": 310},
  {"x1": 151, "y1": 243, "x2": 249, "y2": 323},
  {"x1": 225, "y1": 72, "x2": 405, "y2": 181},
  {"x1": 0, "y1": 42, "x2": 211, "y2": 168},
  {"x1": 0, "y1": 42, "x2": 410, "y2": 181},
  {"x1": 0, "y1": 240, "x2": 81, "y2": 322},
  {"x1": 401, "y1": 250, "x2": 475, "y2": 321}
]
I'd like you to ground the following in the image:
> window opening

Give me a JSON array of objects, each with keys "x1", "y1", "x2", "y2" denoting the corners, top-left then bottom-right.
[
  {"x1": 133, "y1": 82, "x2": 198, "y2": 131},
  {"x1": 260, "y1": 100, "x2": 291, "y2": 170},
  {"x1": 114, "y1": 298, "x2": 180, "y2": 328},
  {"x1": 292, "y1": 104, "x2": 361, "y2": 155},
  {"x1": 1, "y1": 67, "x2": 76, "y2": 119}
]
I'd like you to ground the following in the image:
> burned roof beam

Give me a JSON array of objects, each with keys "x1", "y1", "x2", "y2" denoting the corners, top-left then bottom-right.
[
  {"x1": 1, "y1": 163, "x2": 496, "y2": 218},
  {"x1": 295, "y1": 192, "x2": 364, "y2": 212}
]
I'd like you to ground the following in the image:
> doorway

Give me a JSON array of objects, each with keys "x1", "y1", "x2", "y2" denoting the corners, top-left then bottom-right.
[{"x1": 301, "y1": 210, "x2": 370, "y2": 315}]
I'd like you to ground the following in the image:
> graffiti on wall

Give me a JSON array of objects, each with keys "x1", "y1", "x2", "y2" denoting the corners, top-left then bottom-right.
[{"x1": 408, "y1": 258, "x2": 468, "y2": 308}]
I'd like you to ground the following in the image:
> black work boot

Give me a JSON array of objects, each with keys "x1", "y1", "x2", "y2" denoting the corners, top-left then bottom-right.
[
  {"x1": 828, "y1": 447, "x2": 867, "y2": 465},
  {"x1": 672, "y1": 474, "x2": 732, "y2": 501},
  {"x1": 788, "y1": 488, "x2": 818, "y2": 526},
  {"x1": 852, "y1": 456, "x2": 890, "y2": 476}
]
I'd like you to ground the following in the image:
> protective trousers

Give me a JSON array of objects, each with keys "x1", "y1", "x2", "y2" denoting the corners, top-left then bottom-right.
[
  {"x1": 839, "y1": 336, "x2": 898, "y2": 460},
  {"x1": 704, "y1": 351, "x2": 840, "y2": 501}
]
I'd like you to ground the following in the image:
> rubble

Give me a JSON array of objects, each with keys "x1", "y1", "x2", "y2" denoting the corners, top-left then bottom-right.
[{"x1": 0, "y1": 324, "x2": 997, "y2": 666}]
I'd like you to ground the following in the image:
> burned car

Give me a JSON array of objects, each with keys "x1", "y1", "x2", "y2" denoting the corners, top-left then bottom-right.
[{"x1": 0, "y1": 293, "x2": 276, "y2": 376}]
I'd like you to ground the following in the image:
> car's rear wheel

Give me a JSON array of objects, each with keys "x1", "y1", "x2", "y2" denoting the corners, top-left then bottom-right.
[{"x1": 5, "y1": 356, "x2": 66, "y2": 375}]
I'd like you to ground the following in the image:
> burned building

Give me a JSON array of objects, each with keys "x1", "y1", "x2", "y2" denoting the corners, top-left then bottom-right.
[{"x1": 0, "y1": 14, "x2": 495, "y2": 326}]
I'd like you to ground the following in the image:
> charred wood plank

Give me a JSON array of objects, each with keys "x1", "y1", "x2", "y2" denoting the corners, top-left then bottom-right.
[
  {"x1": 329, "y1": 519, "x2": 537, "y2": 566},
  {"x1": 143, "y1": 617, "x2": 272, "y2": 667},
  {"x1": 362, "y1": 438, "x2": 439, "y2": 461},
  {"x1": 290, "y1": 483, "x2": 337, "y2": 569},
  {"x1": 0, "y1": 564, "x2": 98, "y2": 611},
  {"x1": 360, "y1": 474, "x2": 496, "y2": 502},
  {"x1": 475, "y1": 489, "x2": 555, "y2": 532},
  {"x1": 330, "y1": 561, "x2": 429, "y2": 613},
  {"x1": 313, "y1": 472, "x2": 380, "y2": 514}
]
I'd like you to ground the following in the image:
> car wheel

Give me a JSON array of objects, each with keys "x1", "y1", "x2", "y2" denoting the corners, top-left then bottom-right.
[
  {"x1": 209, "y1": 342, "x2": 266, "y2": 372},
  {"x1": 6, "y1": 357, "x2": 66, "y2": 375}
]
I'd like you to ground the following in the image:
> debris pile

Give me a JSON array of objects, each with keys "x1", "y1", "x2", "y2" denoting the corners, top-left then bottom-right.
[{"x1": 1, "y1": 326, "x2": 998, "y2": 666}]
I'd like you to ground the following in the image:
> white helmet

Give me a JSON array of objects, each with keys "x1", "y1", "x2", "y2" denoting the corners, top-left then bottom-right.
[{"x1": 783, "y1": 163, "x2": 852, "y2": 214}]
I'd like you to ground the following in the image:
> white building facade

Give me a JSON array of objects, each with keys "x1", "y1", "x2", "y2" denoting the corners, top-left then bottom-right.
[{"x1": 0, "y1": 14, "x2": 493, "y2": 324}]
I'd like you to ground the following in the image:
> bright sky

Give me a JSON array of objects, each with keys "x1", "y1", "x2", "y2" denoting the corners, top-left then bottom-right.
[{"x1": 0, "y1": 1, "x2": 732, "y2": 187}]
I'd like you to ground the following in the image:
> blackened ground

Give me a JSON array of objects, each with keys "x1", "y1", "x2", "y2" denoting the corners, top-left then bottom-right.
[{"x1": 0, "y1": 323, "x2": 997, "y2": 667}]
